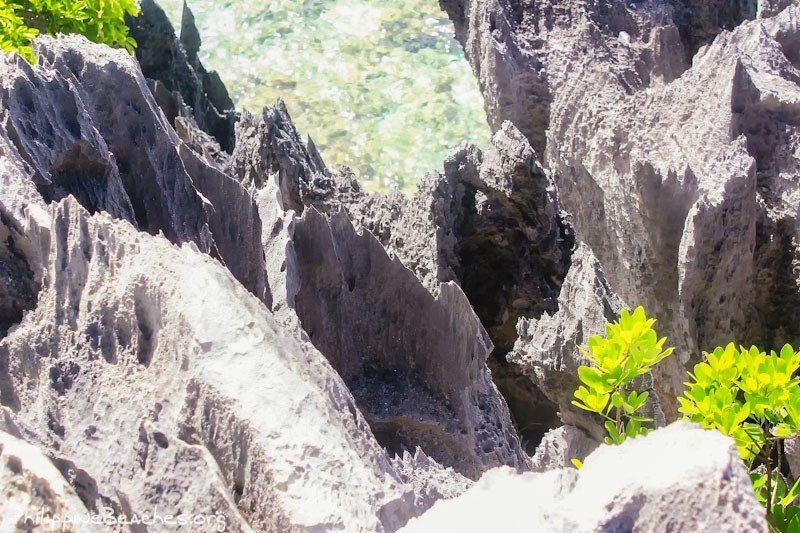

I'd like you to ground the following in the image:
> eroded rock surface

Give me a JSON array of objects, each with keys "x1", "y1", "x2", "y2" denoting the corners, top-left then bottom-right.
[
  {"x1": 402, "y1": 422, "x2": 768, "y2": 532},
  {"x1": 0, "y1": 35, "x2": 268, "y2": 305},
  {"x1": 443, "y1": 0, "x2": 800, "y2": 419},
  {"x1": 127, "y1": 0, "x2": 238, "y2": 154},
  {"x1": 0, "y1": 196, "x2": 418, "y2": 531},
  {"x1": 508, "y1": 243, "x2": 629, "y2": 443},
  {"x1": 292, "y1": 122, "x2": 578, "y2": 451},
  {"x1": 289, "y1": 208, "x2": 526, "y2": 479},
  {"x1": 0, "y1": 1, "x2": 789, "y2": 529},
  {"x1": 0, "y1": 422, "x2": 103, "y2": 533}
]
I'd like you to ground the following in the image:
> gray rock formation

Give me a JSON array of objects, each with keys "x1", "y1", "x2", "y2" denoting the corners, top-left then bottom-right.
[
  {"x1": 293, "y1": 122, "x2": 578, "y2": 452},
  {"x1": 127, "y1": 0, "x2": 238, "y2": 154},
  {"x1": 228, "y1": 103, "x2": 333, "y2": 210},
  {"x1": 442, "y1": 0, "x2": 800, "y2": 419},
  {"x1": 229, "y1": 104, "x2": 530, "y2": 478},
  {"x1": 509, "y1": 243, "x2": 628, "y2": 442},
  {"x1": 0, "y1": 196, "x2": 417, "y2": 531},
  {"x1": 401, "y1": 422, "x2": 768, "y2": 532},
  {"x1": 0, "y1": 0, "x2": 789, "y2": 529},
  {"x1": 289, "y1": 208, "x2": 526, "y2": 479},
  {"x1": 0, "y1": 32, "x2": 523, "y2": 531},
  {"x1": 529, "y1": 425, "x2": 599, "y2": 472},
  {"x1": 1, "y1": 35, "x2": 269, "y2": 307}
]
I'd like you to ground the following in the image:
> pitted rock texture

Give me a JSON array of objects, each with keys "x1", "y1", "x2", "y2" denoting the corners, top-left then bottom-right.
[
  {"x1": 237, "y1": 103, "x2": 585, "y2": 456},
  {"x1": 287, "y1": 207, "x2": 527, "y2": 479},
  {"x1": 0, "y1": 35, "x2": 268, "y2": 305},
  {"x1": 296, "y1": 122, "x2": 577, "y2": 451},
  {"x1": 509, "y1": 243, "x2": 632, "y2": 442},
  {"x1": 443, "y1": 0, "x2": 800, "y2": 418},
  {"x1": 228, "y1": 103, "x2": 334, "y2": 211},
  {"x1": 529, "y1": 424, "x2": 599, "y2": 472},
  {"x1": 231, "y1": 102, "x2": 538, "y2": 477},
  {"x1": 0, "y1": 4, "x2": 783, "y2": 530},
  {"x1": 0, "y1": 196, "x2": 417, "y2": 531},
  {"x1": 0, "y1": 33, "x2": 512, "y2": 529},
  {"x1": 401, "y1": 422, "x2": 768, "y2": 532},
  {"x1": 0, "y1": 425, "x2": 104, "y2": 533}
]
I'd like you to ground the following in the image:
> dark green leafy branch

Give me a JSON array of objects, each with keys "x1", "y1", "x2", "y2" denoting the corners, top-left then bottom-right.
[{"x1": 0, "y1": 0, "x2": 139, "y2": 63}]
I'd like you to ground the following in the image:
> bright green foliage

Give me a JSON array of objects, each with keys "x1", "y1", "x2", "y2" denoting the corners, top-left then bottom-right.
[
  {"x1": 572, "y1": 306, "x2": 674, "y2": 445},
  {"x1": 680, "y1": 343, "x2": 800, "y2": 532},
  {"x1": 0, "y1": 0, "x2": 139, "y2": 63}
]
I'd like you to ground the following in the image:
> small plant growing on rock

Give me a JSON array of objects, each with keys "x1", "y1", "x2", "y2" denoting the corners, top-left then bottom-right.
[
  {"x1": 0, "y1": 0, "x2": 139, "y2": 63},
  {"x1": 572, "y1": 306, "x2": 674, "y2": 448},
  {"x1": 679, "y1": 343, "x2": 800, "y2": 532}
]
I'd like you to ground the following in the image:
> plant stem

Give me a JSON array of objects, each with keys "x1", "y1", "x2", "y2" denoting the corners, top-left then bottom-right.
[{"x1": 766, "y1": 438, "x2": 773, "y2": 517}]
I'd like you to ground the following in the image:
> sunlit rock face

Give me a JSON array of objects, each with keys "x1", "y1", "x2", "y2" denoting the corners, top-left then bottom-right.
[
  {"x1": 442, "y1": 0, "x2": 800, "y2": 420},
  {"x1": 229, "y1": 103, "x2": 531, "y2": 480},
  {"x1": 401, "y1": 423, "x2": 768, "y2": 533},
  {"x1": 0, "y1": 35, "x2": 461, "y2": 531},
  {"x1": 157, "y1": 0, "x2": 492, "y2": 192},
  {"x1": 0, "y1": 0, "x2": 786, "y2": 530}
]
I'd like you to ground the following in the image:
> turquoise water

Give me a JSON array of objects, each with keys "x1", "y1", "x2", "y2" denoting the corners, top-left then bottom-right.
[{"x1": 162, "y1": 0, "x2": 490, "y2": 192}]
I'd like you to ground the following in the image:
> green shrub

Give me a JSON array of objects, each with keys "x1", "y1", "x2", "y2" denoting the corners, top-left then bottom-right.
[
  {"x1": 0, "y1": 0, "x2": 139, "y2": 63},
  {"x1": 573, "y1": 305, "x2": 800, "y2": 529},
  {"x1": 572, "y1": 306, "x2": 674, "y2": 448},
  {"x1": 680, "y1": 343, "x2": 800, "y2": 532}
]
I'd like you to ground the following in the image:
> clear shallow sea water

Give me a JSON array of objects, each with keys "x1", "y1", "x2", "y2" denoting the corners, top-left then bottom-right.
[{"x1": 162, "y1": 0, "x2": 490, "y2": 193}]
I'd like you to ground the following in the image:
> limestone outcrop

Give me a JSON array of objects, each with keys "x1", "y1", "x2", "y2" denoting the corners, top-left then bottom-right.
[
  {"x1": 0, "y1": 0, "x2": 788, "y2": 529},
  {"x1": 441, "y1": 0, "x2": 800, "y2": 420},
  {"x1": 229, "y1": 105, "x2": 531, "y2": 479},
  {"x1": 0, "y1": 32, "x2": 525, "y2": 531},
  {"x1": 127, "y1": 0, "x2": 238, "y2": 154},
  {"x1": 0, "y1": 195, "x2": 418, "y2": 531},
  {"x1": 0, "y1": 35, "x2": 269, "y2": 306},
  {"x1": 401, "y1": 422, "x2": 767, "y2": 532}
]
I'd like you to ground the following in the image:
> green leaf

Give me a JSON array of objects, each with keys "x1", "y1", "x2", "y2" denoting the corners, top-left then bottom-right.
[
  {"x1": 604, "y1": 420, "x2": 621, "y2": 443},
  {"x1": 574, "y1": 386, "x2": 610, "y2": 414},
  {"x1": 780, "y1": 476, "x2": 800, "y2": 507},
  {"x1": 772, "y1": 423, "x2": 795, "y2": 438},
  {"x1": 625, "y1": 390, "x2": 649, "y2": 413},
  {"x1": 611, "y1": 391, "x2": 624, "y2": 408},
  {"x1": 578, "y1": 366, "x2": 613, "y2": 394}
]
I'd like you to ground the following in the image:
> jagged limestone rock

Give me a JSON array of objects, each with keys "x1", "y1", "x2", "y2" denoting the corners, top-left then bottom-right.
[
  {"x1": 228, "y1": 103, "x2": 332, "y2": 210},
  {"x1": 0, "y1": 196, "x2": 418, "y2": 531},
  {"x1": 529, "y1": 425, "x2": 599, "y2": 472},
  {"x1": 233, "y1": 102, "x2": 535, "y2": 478},
  {"x1": 443, "y1": 0, "x2": 800, "y2": 419},
  {"x1": 296, "y1": 122, "x2": 578, "y2": 451},
  {"x1": 0, "y1": 35, "x2": 269, "y2": 306},
  {"x1": 127, "y1": 0, "x2": 238, "y2": 153},
  {"x1": 401, "y1": 423, "x2": 768, "y2": 532},
  {"x1": 509, "y1": 243, "x2": 629, "y2": 442},
  {"x1": 0, "y1": 426, "x2": 105, "y2": 533},
  {"x1": 287, "y1": 207, "x2": 528, "y2": 479}
]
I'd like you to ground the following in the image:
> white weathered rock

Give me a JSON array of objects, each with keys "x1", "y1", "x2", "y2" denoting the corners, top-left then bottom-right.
[
  {"x1": 0, "y1": 426, "x2": 104, "y2": 533},
  {"x1": 529, "y1": 425, "x2": 598, "y2": 473},
  {"x1": 0, "y1": 197, "x2": 418, "y2": 531},
  {"x1": 401, "y1": 422, "x2": 768, "y2": 532}
]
